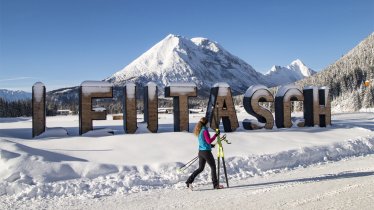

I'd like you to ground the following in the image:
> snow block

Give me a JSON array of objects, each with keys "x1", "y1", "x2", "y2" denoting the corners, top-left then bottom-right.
[
  {"x1": 275, "y1": 86, "x2": 304, "y2": 128},
  {"x1": 32, "y1": 82, "x2": 46, "y2": 138},
  {"x1": 243, "y1": 85, "x2": 274, "y2": 130},
  {"x1": 242, "y1": 119, "x2": 266, "y2": 130},
  {"x1": 165, "y1": 83, "x2": 197, "y2": 132},
  {"x1": 303, "y1": 87, "x2": 331, "y2": 127},
  {"x1": 206, "y1": 83, "x2": 239, "y2": 132},
  {"x1": 36, "y1": 127, "x2": 69, "y2": 138},
  {"x1": 144, "y1": 82, "x2": 158, "y2": 133},
  {"x1": 124, "y1": 83, "x2": 137, "y2": 134},
  {"x1": 79, "y1": 81, "x2": 113, "y2": 135}
]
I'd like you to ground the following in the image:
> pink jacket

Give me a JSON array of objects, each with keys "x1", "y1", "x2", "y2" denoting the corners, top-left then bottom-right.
[{"x1": 203, "y1": 130, "x2": 217, "y2": 144}]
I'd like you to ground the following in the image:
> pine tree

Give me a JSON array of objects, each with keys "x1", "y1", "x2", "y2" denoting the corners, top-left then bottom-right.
[
  {"x1": 353, "y1": 91, "x2": 362, "y2": 111},
  {"x1": 363, "y1": 86, "x2": 374, "y2": 108}
]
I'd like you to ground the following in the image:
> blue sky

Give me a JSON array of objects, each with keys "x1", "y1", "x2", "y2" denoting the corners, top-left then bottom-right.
[{"x1": 1, "y1": 0, "x2": 373, "y2": 91}]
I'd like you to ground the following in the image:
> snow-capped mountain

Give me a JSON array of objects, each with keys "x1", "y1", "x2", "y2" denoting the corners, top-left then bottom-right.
[
  {"x1": 106, "y1": 34, "x2": 269, "y2": 95},
  {"x1": 264, "y1": 59, "x2": 316, "y2": 86},
  {"x1": 0, "y1": 89, "x2": 31, "y2": 101},
  {"x1": 296, "y1": 32, "x2": 374, "y2": 112}
]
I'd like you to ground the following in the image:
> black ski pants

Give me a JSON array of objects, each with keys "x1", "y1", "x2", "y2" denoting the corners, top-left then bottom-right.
[{"x1": 186, "y1": 150, "x2": 218, "y2": 187}]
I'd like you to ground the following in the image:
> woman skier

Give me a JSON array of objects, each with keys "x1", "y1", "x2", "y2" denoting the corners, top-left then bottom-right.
[{"x1": 186, "y1": 117, "x2": 224, "y2": 190}]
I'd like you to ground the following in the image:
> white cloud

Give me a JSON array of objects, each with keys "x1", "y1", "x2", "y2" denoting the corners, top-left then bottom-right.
[{"x1": 0, "y1": 77, "x2": 34, "y2": 82}]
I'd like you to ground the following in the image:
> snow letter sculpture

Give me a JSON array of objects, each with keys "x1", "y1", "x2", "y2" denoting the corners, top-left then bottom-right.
[
  {"x1": 144, "y1": 82, "x2": 158, "y2": 133},
  {"x1": 303, "y1": 87, "x2": 331, "y2": 127},
  {"x1": 79, "y1": 81, "x2": 113, "y2": 135},
  {"x1": 124, "y1": 83, "x2": 137, "y2": 133},
  {"x1": 32, "y1": 82, "x2": 46, "y2": 137},
  {"x1": 243, "y1": 85, "x2": 274, "y2": 130},
  {"x1": 275, "y1": 86, "x2": 304, "y2": 128},
  {"x1": 206, "y1": 83, "x2": 239, "y2": 132},
  {"x1": 165, "y1": 83, "x2": 197, "y2": 132}
]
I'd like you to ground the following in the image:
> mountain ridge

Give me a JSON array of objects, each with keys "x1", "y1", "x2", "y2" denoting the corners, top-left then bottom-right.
[
  {"x1": 105, "y1": 34, "x2": 270, "y2": 95},
  {"x1": 0, "y1": 89, "x2": 31, "y2": 102},
  {"x1": 295, "y1": 32, "x2": 374, "y2": 112},
  {"x1": 264, "y1": 59, "x2": 316, "y2": 86}
]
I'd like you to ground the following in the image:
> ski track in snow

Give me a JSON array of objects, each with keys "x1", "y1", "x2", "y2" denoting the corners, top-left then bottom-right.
[{"x1": 2, "y1": 155, "x2": 373, "y2": 210}]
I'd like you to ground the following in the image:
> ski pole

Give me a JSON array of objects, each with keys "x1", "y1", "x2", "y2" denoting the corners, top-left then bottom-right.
[
  {"x1": 177, "y1": 156, "x2": 198, "y2": 172},
  {"x1": 178, "y1": 157, "x2": 198, "y2": 172},
  {"x1": 182, "y1": 156, "x2": 198, "y2": 168}
]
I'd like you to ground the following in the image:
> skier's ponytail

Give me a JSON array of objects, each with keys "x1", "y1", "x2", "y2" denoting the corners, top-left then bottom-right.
[{"x1": 193, "y1": 117, "x2": 207, "y2": 136}]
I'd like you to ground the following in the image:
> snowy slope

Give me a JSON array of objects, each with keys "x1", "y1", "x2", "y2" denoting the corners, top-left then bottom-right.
[
  {"x1": 264, "y1": 59, "x2": 316, "y2": 86},
  {"x1": 0, "y1": 112, "x2": 373, "y2": 204},
  {"x1": 296, "y1": 32, "x2": 374, "y2": 112},
  {"x1": 11, "y1": 155, "x2": 372, "y2": 210},
  {"x1": 105, "y1": 34, "x2": 269, "y2": 95},
  {"x1": 0, "y1": 89, "x2": 31, "y2": 101}
]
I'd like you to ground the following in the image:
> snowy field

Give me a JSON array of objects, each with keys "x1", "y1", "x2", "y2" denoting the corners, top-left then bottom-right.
[{"x1": 1, "y1": 112, "x2": 374, "y2": 209}]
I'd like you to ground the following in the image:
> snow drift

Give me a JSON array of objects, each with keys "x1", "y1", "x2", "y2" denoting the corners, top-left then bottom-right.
[
  {"x1": 0, "y1": 112, "x2": 373, "y2": 200},
  {"x1": 0, "y1": 135, "x2": 373, "y2": 200}
]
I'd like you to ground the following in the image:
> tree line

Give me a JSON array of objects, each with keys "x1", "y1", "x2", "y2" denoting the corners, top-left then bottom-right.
[{"x1": 0, "y1": 98, "x2": 32, "y2": 117}]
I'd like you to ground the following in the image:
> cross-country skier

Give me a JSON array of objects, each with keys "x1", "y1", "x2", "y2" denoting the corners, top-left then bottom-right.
[{"x1": 186, "y1": 117, "x2": 224, "y2": 190}]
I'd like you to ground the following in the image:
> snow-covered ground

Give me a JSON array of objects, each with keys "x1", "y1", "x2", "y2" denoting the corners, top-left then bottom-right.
[
  {"x1": 1, "y1": 112, "x2": 374, "y2": 209},
  {"x1": 5, "y1": 155, "x2": 372, "y2": 210}
]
